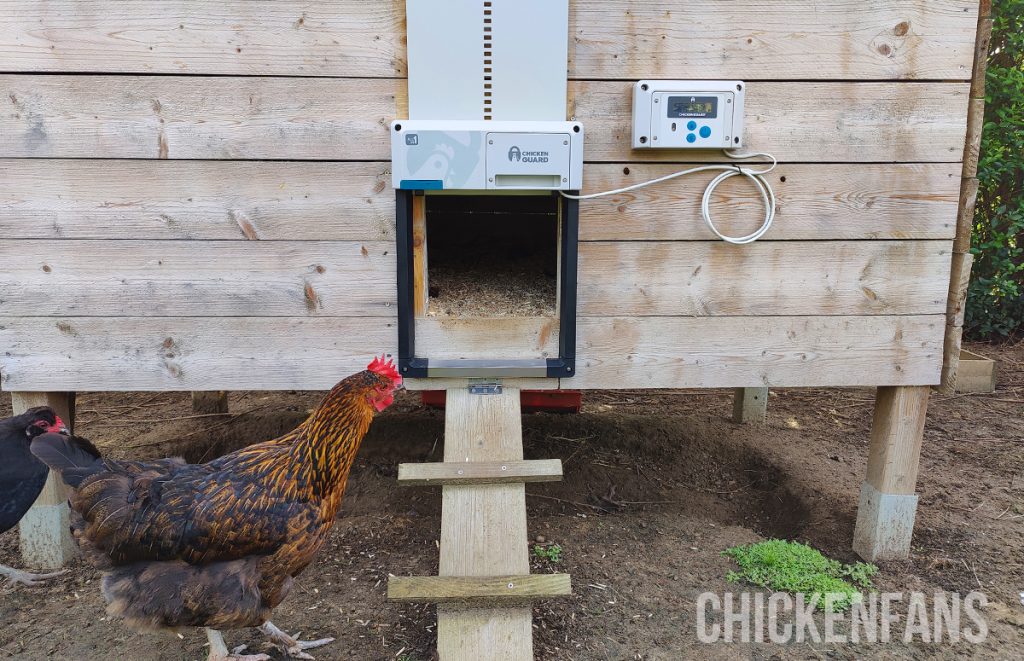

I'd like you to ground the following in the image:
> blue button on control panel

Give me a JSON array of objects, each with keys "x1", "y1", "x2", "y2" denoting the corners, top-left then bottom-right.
[
  {"x1": 686, "y1": 133, "x2": 697, "y2": 144},
  {"x1": 687, "y1": 121, "x2": 697, "y2": 131},
  {"x1": 699, "y1": 125, "x2": 712, "y2": 139}
]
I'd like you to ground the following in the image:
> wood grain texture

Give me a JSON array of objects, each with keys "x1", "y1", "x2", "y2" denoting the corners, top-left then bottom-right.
[
  {"x1": 0, "y1": 315, "x2": 942, "y2": 391},
  {"x1": 577, "y1": 241, "x2": 952, "y2": 316},
  {"x1": 569, "y1": 1, "x2": 977, "y2": 81},
  {"x1": 0, "y1": 240, "x2": 395, "y2": 317},
  {"x1": 0, "y1": 160, "x2": 395, "y2": 241},
  {"x1": 416, "y1": 317, "x2": 559, "y2": 361},
  {"x1": 0, "y1": 160, "x2": 957, "y2": 242},
  {"x1": 412, "y1": 195, "x2": 428, "y2": 317},
  {"x1": 438, "y1": 387, "x2": 532, "y2": 660},
  {"x1": 1, "y1": 1, "x2": 975, "y2": 80},
  {"x1": 579, "y1": 164, "x2": 959, "y2": 241},
  {"x1": 389, "y1": 574, "x2": 570, "y2": 603},
  {"x1": 572, "y1": 315, "x2": 944, "y2": 389},
  {"x1": 397, "y1": 459, "x2": 563, "y2": 486},
  {"x1": 0, "y1": 77, "x2": 968, "y2": 163},
  {"x1": 864, "y1": 386, "x2": 930, "y2": 494},
  {"x1": 0, "y1": 75, "x2": 398, "y2": 160}
]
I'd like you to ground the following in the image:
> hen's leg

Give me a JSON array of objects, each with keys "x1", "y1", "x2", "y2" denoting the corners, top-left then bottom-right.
[
  {"x1": 259, "y1": 621, "x2": 334, "y2": 660},
  {"x1": 0, "y1": 564, "x2": 67, "y2": 587},
  {"x1": 205, "y1": 628, "x2": 270, "y2": 661}
]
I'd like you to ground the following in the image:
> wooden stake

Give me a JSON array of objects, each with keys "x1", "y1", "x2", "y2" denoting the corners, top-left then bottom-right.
[
  {"x1": 437, "y1": 387, "x2": 532, "y2": 661},
  {"x1": 853, "y1": 386, "x2": 929, "y2": 561},
  {"x1": 732, "y1": 387, "x2": 768, "y2": 424},
  {"x1": 10, "y1": 392, "x2": 77, "y2": 569},
  {"x1": 940, "y1": 5, "x2": 993, "y2": 393}
]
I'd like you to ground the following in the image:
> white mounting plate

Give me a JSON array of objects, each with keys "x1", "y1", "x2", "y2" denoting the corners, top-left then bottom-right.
[
  {"x1": 391, "y1": 120, "x2": 584, "y2": 191},
  {"x1": 406, "y1": 0, "x2": 569, "y2": 121},
  {"x1": 632, "y1": 80, "x2": 746, "y2": 150}
]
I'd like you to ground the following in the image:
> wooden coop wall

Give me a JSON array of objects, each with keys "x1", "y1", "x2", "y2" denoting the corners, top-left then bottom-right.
[{"x1": 0, "y1": 1, "x2": 978, "y2": 392}]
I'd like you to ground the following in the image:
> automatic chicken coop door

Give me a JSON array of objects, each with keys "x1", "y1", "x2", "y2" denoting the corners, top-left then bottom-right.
[{"x1": 393, "y1": 0, "x2": 580, "y2": 379}]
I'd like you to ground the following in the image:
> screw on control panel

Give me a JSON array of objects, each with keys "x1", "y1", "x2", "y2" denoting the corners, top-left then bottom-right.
[
  {"x1": 572, "y1": 125, "x2": 581, "y2": 133},
  {"x1": 640, "y1": 83, "x2": 649, "y2": 91},
  {"x1": 563, "y1": 140, "x2": 568, "y2": 145},
  {"x1": 735, "y1": 137, "x2": 740, "y2": 143},
  {"x1": 488, "y1": 177, "x2": 494, "y2": 182},
  {"x1": 394, "y1": 123, "x2": 402, "y2": 131},
  {"x1": 727, "y1": 98, "x2": 732, "y2": 104},
  {"x1": 562, "y1": 177, "x2": 567, "y2": 182},
  {"x1": 653, "y1": 136, "x2": 658, "y2": 141},
  {"x1": 737, "y1": 84, "x2": 743, "y2": 91},
  {"x1": 653, "y1": 97, "x2": 659, "y2": 103},
  {"x1": 639, "y1": 136, "x2": 647, "y2": 144},
  {"x1": 488, "y1": 139, "x2": 493, "y2": 144}
]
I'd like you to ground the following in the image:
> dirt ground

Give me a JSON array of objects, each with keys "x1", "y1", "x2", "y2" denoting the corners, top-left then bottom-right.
[{"x1": 1, "y1": 341, "x2": 1022, "y2": 660}]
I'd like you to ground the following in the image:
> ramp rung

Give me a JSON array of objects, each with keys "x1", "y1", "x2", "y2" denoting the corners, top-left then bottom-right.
[
  {"x1": 397, "y1": 459, "x2": 562, "y2": 486},
  {"x1": 388, "y1": 574, "x2": 571, "y2": 604}
]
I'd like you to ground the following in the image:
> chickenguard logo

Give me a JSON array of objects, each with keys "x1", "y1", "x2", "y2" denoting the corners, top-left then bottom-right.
[{"x1": 508, "y1": 145, "x2": 548, "y2": 163}]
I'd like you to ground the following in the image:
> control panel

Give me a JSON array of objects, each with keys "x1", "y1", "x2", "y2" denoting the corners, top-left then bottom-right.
[
  {"x1": 391, "y1": 120, "x2": 584, "y2": 191},
  {"x1": 631, "y1": 80, "x2": 745, "y2": 150}
]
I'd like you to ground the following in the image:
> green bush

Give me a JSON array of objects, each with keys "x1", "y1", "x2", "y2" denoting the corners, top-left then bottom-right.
[{"x1": 968, "y1": 0, "x2": 1024, "y2": 337}]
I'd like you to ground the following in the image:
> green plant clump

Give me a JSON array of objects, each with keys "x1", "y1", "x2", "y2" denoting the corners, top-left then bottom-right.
[
  {"x1": 968, "y1": 0, "x2": 1024, "y2": 337},
  {"x1": 723, "y1": 540, "x2": 878, "y2": 612},
  {"x1": 532, "y1": 544, "x2": 562, "y2": 563}
]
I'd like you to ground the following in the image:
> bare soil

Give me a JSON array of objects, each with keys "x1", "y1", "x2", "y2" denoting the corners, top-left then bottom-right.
[{"x1": 1, "y1": 341, "x2": 1022, "y2": 660}]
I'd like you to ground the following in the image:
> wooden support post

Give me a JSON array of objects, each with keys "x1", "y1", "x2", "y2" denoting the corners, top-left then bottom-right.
[
  {"x1": 412, "y1": 194, "x2": 428, "y2": 317},
  {"x1": 853, "y1": 386, "x2": 929, "y2": 562},
  {"x1": 10, "y1": 392, "x2": 77, "y2": 569},
  {"x1": 437, "y1": 387, "x2": 532, "y2": 661},
  {"x1": 940, "y1": 2, "x2": 992, "y2": 393},
  {"x1": 732, "y1": 387, "x2": 768, "y2": 424},
  {"x1": 192, "y1": 391, "x2": 229, "y2": 414}
]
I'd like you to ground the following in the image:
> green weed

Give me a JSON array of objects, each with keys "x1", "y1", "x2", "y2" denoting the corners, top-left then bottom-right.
[
  {"x1": 532, "y1": 544, "x2": 563, "y2": 563},
  {"x1": 723, "y1": 539, "x2": 878, "y2": 612}
]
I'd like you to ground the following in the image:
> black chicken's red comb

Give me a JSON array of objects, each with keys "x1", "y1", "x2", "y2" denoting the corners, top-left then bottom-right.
[{"x1": 367, "y1": 354, "x2": 402, "y2": 385}]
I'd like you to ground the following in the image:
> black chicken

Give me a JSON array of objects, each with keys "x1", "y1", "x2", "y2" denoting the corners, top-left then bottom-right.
[{"x1": 0, "y1": 406, "x2": 71, "y2": 586}]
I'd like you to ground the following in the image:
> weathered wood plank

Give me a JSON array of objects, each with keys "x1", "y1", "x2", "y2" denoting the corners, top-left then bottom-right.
[
  {"x1": 0, "y1": 239, "x2": 951, "y2": 318},
  {"x1": 1, "y1": 1, "x2": 975, "y2": 80},
  {"x1": 0, "y1": 315, "x2": 942, "y2": 391},
  {"x1": 0, "y1": 160, "x2": 395, "y2": 241},
  {"x1": 437, "y1": 387, "x2": 532, "y2": 660},
  {"x1": 0, "y1": 161, "x2": 957, "y2": 242},
  {"x1": 572, "y1": 315, "x2": 944, "y2": 389},
  {"x1": 397, "y1": 459, "x2": 563, "y2": 486},
  {"x1": 569, "y1": 1, "x2": 977, "y2": 81},
  {"x1": 578, "y1": 241, "x2": 951, "y2": 317},
  {"x1": 0, "y1": 77, "x2": 969, "y2": 163},
  {"x1": 571, "y1": 82, "x2": 970, "y2": 163},
  {"x1": 0, "y1": 75, "x2": 398, "y2": 160},
  {"x1": 388, "y1": 574, "x2": 571, "y2": 603},
  {"x1": 0, "y1": 240, "x2": 395, "y2": 317},
  {"x1": 417, "y1": 317, "x2": 559, "y2": 361},
  {"x1": 579, "y1": 164, "x2": 959, "y2": 241}
]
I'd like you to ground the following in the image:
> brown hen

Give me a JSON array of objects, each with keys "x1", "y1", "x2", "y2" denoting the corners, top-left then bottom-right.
[{"x1": 31, "y1": 356, "x2": 403, "y2": 661}]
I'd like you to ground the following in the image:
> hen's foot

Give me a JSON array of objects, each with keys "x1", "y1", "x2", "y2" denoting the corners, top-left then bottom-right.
[
  {"x1": 205, "y1": 628, "x2": 270, "y2": 661},
  {"x1": 0, "y1": 564, "x2": 67, "y2": 587},
  {"x1": 259, "y1": 621, "x2": 334, "y2": 660}
]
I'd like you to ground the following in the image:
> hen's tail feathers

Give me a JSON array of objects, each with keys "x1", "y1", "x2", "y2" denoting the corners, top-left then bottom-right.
[{"x1": 30, "y1": 432, "x2": 103, "y2": 488}]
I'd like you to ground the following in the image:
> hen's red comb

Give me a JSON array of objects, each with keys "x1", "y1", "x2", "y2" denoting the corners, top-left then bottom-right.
[{"x1": 367, "y1": 354, "x2": 402, "y2": 385}]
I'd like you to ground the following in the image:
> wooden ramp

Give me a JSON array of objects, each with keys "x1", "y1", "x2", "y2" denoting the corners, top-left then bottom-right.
[{"x1": 388, "y1": 386, "x2": 570, "y2": 660}]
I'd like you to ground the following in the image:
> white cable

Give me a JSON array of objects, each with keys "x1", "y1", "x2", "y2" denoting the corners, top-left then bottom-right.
[{"x1": 560, "y1": 151, "x2": 777, "y2": 245}]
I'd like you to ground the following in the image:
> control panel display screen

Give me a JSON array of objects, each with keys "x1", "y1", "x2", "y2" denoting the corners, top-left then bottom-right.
[{"x1": 667, "y1": 96, "x2": 718, "y2": 119}]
